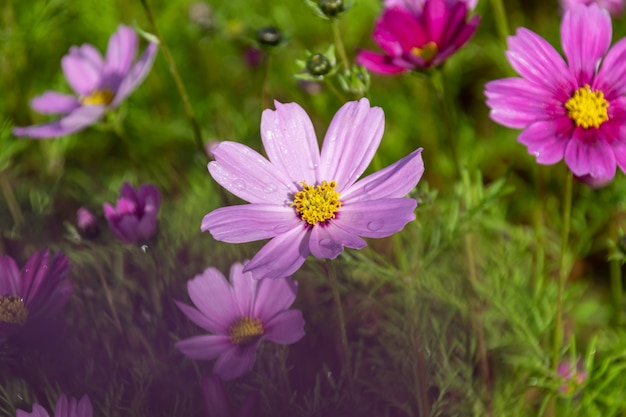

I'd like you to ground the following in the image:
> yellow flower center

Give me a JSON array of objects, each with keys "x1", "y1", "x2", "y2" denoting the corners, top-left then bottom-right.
[
  {"x1": 0, "y1": 295, "x2": 28, "y2": 325},
  {"x1": 81, "y1": 89, "x2": 115, "y2": 106},
  {"x1": 291, "y1": 180, "x2": 342, "y2": 226},
  {"x1": 410, "y1": 41, "x2": 438, "y2": 62},
  {"x1": 564, "y1": 85, "x2": 609, "y2": 129},
  {"x1": 229, "y1": 317, "x2": 264, "y2": 346}
]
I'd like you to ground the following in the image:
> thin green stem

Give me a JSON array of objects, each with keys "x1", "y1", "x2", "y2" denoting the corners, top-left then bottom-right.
[
  {"x1": 140, "y1": 0, "x2": 205, "y2": 156},
  {"x1": 429, "y1": 69, "x2": 460, "y2": 178},
  {"x1": 490, "y1": 0, "x2": 510, "y2": 43},
  {"x1": 610, "y1": 209, "x2": 624, "y2": 324},
  {"x1": 0, "y1": 171, "x2": 24, "y2": 230},
  {"x1": 552, "y1": 170, "x2": 573, "y2": 370},
  {"x1": 325, "y1": 259, "x2": 354, "y2": 397},
  {"x1": 331, "y1": 19, "x2": 350, "y2": 73}
]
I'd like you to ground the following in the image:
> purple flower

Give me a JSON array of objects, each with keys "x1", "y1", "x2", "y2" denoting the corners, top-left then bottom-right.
[
  {"x1": 0, "y1": 250, "x2": 73, "y2": 339},
  {"x1": 485, "y1": 4, "x2": 626, "y2": 182},
  {"x1": 17, "y1": 393, "x2": 92, "y2": 417},
  {"x1": 103, "y1": 183, "x2": 161, "y2": 244},
  {"x1": 356, "y1": 0, "x2": 479, "y2": 73},
  {"x1": 76, "y1": 207, "x2": 100, "y2": 239},
  {"x1": 13, "y1": 25, "x2": 158, "y2": 139},
  {"x1": 175, "y1": 263, "x2": 305, "y2": 380},
  {"x1": 557, "y1": 360, "x2": 587, "y2": 394},
  {"x1": 560, "y1": 0, "x2": 625, "y2": 15},
  {"x1": 201, "y1": 98, "x2": 424, "y2": 279},
  {"x1": 202, "y1": 375, "x2": 260, "y2": 417}
]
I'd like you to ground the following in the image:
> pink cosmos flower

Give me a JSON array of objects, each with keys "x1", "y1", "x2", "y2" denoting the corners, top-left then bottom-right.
[
  {"x1": 557, "y1": 360, "x2": 587, "y2": 394},
  {"x1": 201, "y1": 98, "x2": 424, "y2": 280},
  {"x1": 202, "y1": 375, "x2": 260, "y2": 417},
  {"x1": 175, "y1": 263, "x2": 305, "y2": 380},
  {"x1": 0, "y1": 250, "x2": 73, "y2": 339},
  {"x1": 103, "y1": 182, "x2": 161, "y2": 245},
  {"x1": 560, "y1": 0, "x2": 625, "y2": 16},
  {"x1": 17, "y1": 393, "x2": 92, "y2": 417},
  {"x1": 485, "y1": 4, "x2": 626, "y2": 182},
  {"x1": 13, "y1": 25, "x2": 158, "y2": 139},
  {"x1": 356, "y1": 0, "x2": 480, "y2": 73}
]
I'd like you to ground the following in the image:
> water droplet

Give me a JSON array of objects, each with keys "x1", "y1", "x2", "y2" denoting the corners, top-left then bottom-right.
[
  {"x1": 367, "y1": 220, "x2": 384, "y2": 231},
  {"x1": 233, "y1": 180, "x2": 246, "y2": 190},
  {"x1": 141, "y1": 245, "x2": 149, "y2": 253},
  {"x1": 264, "y1": 184, "x2": 278, "y2": 193},
  {"x1": 319, "y1": 238, "x2": 337, "y2": 249},
  {"x1": 24, "y1": 268, "x2": 30, "y2": 274},
  {"x1": 308, "y1": 163, "x2": 319, "y2": 170}
]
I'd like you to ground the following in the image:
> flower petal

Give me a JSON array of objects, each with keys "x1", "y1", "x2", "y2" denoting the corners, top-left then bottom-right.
[
  {"x1": 595, "y1": 37, "x2": 626, "y2": 98},
  {"x1": 213, "y1": 345, "x2": 258, "y2": 380},
  {"x1": 309, "y1": 223, "x2": 367, "y2": 259},
  {"x1": 16, "y1": 404, "x2": 50, "y2": 417},
  {"x1": 201, "y1": 204, "x2": 299, "y2": 243},
  {"x1": 208, "y1": 141, "x2": 296, "y2": 205},
  {"x1": 379, "y1": 8, "x2": 428, "y2": 52},
  {"x1": 201, "y1": 375, "x2": 233, "y2": 417},
  {"x1": 76, "y1": 395, "x2": 93, "y2": 417},
  {"x1": 518, "y1": 119, "x2": 572, "y2": 164},
  {"x1": 260, "y1": 101, "x2": 320, "y2": 184},
  {"x1": 13, "y1": 105, "x2": 105, "y2": 139},
  {"x1": 187, "y1": 267, "x2": 238, "y2": 331},
  {"x1": 356, "y1": 50, "x2": 408, "y2": 74},
  {"x1": 253, "y1": 277, "x2": 298, "y2": 319},
  {"x1": 112, "y1": 42, "x2": 158, "y2": 107},
  {"x1": 175, "y1": 301, "x2": 224, "y2": 334},
  {"x1": 0, "y1": 255, "x2": 21, "y2": 296},
  {"x1": 176, "y1": 335, "x2": 233, "y2": 360},
  {"x1": 319, "y1": 98, "x2": 385, "y2": 191},
  {"x1": 423, "y1": 0, "x2": 449, "y2": 44},
  {"x1": 335, "y1": 198, "x2": 417, "y2": 238},
  {"x1": 243, "y1": 227, "x2": 310, "y2": 279},
  {"x1": 105, "y1": 25, "x2": 139, "y2": 76},
  {"x1": 229, "y1": 262, "x2": 258, "y2": 317},
  {"x1": 564, "y1": 128, "x2": 616, "y2": 178},
  {"x1": 30, "y1": 91, "x2": 80, "y2": 114},
  {"x1": 62, "y1": 47, "x2": 103, "y2": 95},
  {"x1": 264, "y1": 310, "x2": 305, "y2": 344}
]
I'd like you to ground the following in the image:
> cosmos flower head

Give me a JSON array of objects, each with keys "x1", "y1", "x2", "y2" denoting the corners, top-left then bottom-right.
[
  {"x1": 485, "y1": 4, "x2": 626, "y2": 183},
  {"x1": 201, "y1": 98, "x2": 424, "y2": 280},
  {"x1": 356, "y1": 0, "x2": 480, "y2": 73},
  {"x1": 560, "y1": 0, "x2": 625, "y2": 16},
  {"x1": 175, "y1": 263, "x2": 305, "y2": 380},
  {"x1": 13, "y1": 24, "x2": 158, "y2": 139},
  {"x1": 0, "y1": 250, "x2": 73, "y2": 339},
  {"x1": 103, "y1": 182, "x2": 161, "y2": 245},
  {"x1": 16, "y1": 393, "x2": 92, "y2": 417}
]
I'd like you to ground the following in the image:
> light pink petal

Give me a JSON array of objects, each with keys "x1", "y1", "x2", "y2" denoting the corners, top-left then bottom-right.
[
  {"x1": 0, "y1": 255, "x2": 21, "y2": 296},
  {"x1": 54, "y1": 394, "x2": 69, "y2": 417},
  {"x1": 75, "y1": 395, "x2": 92, "y2": 417},
  {"x1": 30, "y1": 91, "x2": 80, "y2": 114},
  {"x1": 112, "y1": 42, "x2": 158, "y2": 107},
  {"x1": 335, "y1": 198, "x2": 416, "y2": 238},
  {"x1": 17, "y1": 404, "x2": 50, "y2": 417},
  {"x1": 506, "y1": 28, "x2": 575, "y2": 97},
  {"x1": 187, "y1": 267, "x2": 238, "y2": 331},
  {"x1": 518, "y1": 119, "x2": 571, "y2": 164},
  {"x1": 176, "y1": 335, "x2": 233, "y2": 360},
  {"x1": 61, "y1": 49, "x2": 102, "y2": 96},
  {"x1": 175, "y1": 301, "x2": 224, "y2": 334},
  {"x1": 201, "y1": 204, "x2": 299, "y2": 243},
  {"x1": 264, "y1": 310, "x2": 305, "y2": 344},
  {"x1": 229, "y1": 262, "x2": 258, "y2": 317},
  {"x1": 260, "y1": 101, "x2": 320, "y2": 185},
  {"x1": 342, "y1": 148, "x2": 423, "y2": 202},
  {"x1": 243, "y1": 227, "x2": 310, "y2": 280},
  {"x1": 77, "y1": 44, "x2": 104, "y2": 70},
  {"x1": 253, "y1": 277, "x2": 298, "y2": 319},
  {"x1": 105, "y1": 25, "x2": 138, "y2": 75},
  {"x1": 564, "y1": 128, "x2": 616, "y2": 178},
  {"x1": 595, "y1": 37, "x2": 626, "y2": 98},
  {"x1": 208, "y1": 141, "x2": 296, "y2": 204},
  {"x1": 319, "y1": 99, "x2": 385, "y2": 192},
  {"x1": 213, "y1": 345, "x2": 258, "y2": 380},
  {"x1": 309, "y1": 223, "x2": 367, "y2": 259},
  {"x1": 561, "y1": 3, "x2": 611, "y2": 85},
  {"x1": 356, "y1": 50, "x2": 408, "y2": 74},
  {"x1": 13, "y1": 105, "x2": 105, "y2": 139}
]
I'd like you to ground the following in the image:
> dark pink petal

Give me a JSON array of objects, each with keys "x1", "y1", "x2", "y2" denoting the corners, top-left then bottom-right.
[
  {"x1": 319, "y1": 99, "x2": 385, "y2": 192},
  {"x1": 342, "y1": 148, "x2": 424, "y2": 202},
  {"x1": 434, "y1": 13, "x2": 479, "y2": 66},
  {"x1": 335, "y1": 198, "x2": 417, "y2": 238},
  {"x1": 264, "y1": 310, "x2": 305, "y2": 344},
  {"x1": 201, "y1": 204, "x2": 299, "y2": 243},
  {"x1": 213, "y1": 345, "x2": 258, "y2": 380},
  {"x1": 54, "y1": 394, "x2": 69, "y2": 417},
  {"x1": 506, "y1": 28, "x2": 575, "y2": 97},
  {"x1": 208, "y1": 142, "x2": 296, "y2": 205},
  {"x1": 0, "y1": 255, "x2": 20, "y2": 296},
  {"x1": 253, "y1": 277, "x2": 298, "y2": 320},
  {"x1": 356, "y1": 50, "x2": 408, "y2": 74},
  {"x1": 61, "y1": 49, "x2": 102, "y2": 96},
  {"x1": 229, "y1": 262, "x2": 258, "y2": 317},
  {"x1": 260, "y1": 101, "x2": 321, "y2": 185},
  {"x1": 30, "y1": 91, "x2": 79, "y2": 114},
  {"x1": 112, "y1": 42, "x2": 158, "y2": 107},
  {"x1": 309, "y1": 223, "x2": 367, "y2": 258},
  {"x1": 423, "y1": 0, "x2": 449, "y2": 44},
  {"x1": 518, "y1": 119, "x2": 571, "y2": 164},
  {"x1": 16, "y1": 404, "x2": 50, "y2": 417},
  {"x1": 243, "y1": 227, "x2": 310, "y2": 279},
  {"x1": 595, "y1": 38, "x2": 626, "y2": 98},
  {"x1": 176, "y1": 335, "x2": 233, "y2": 360},
  {"x1": 561, "y1": 3, "x2": 611, "y2": 85},
  {"x1": 119, "y1": 182, "x2": 139, "y2": 201},
  {"x1": 187, "y1": 267, "x2": 238, "y2": 331},
  {"x1": 379, "y1": 8, "x2": 428, "y2": 52},
  {"x1": 105, "y1": 25, "x2": 138, "y2": 76},
  {"x1": 564, "y1": 128, "x2": 617, "y2": 178},
  {"x1": 201, "y1": 375, "x2": 234, "y2": 417},
  {"x1": 372, "y1": 19, "x2": 404, "y2": 57},
  {"x1": 611, "y1": 134, "x2": 626, "y2": 174},
  {"x1": 175, "y1": 301, "x2": 224, "y2": 334}
]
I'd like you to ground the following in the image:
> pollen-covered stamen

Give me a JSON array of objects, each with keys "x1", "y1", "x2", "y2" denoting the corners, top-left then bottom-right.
[
  {"x1": 292, "y1": 180, "x2": 342, "y2": 226},
  {"x1": 410, "y1": 41, "x2": 438, "y2": 62},
  {"x1": 229, "y1": 317, "x2": 264, "y2": 346},
  {"x1": 81, "y1": 89, "x2": 115, "y2": 106},
  {"x1": 0, "y1": 295, "x2": 28, "y2": 325},
  {"x1": 565, "y1": 85, "x2": 609, "y2": 129}
]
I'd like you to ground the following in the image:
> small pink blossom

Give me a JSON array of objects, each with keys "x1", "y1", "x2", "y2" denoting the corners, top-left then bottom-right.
[
  {"x1": 103, "y1": 183, "x2": 161, "y2": 245},
  {"x1": 16, "y1": 393, "x2": 92, "y2": 417}
]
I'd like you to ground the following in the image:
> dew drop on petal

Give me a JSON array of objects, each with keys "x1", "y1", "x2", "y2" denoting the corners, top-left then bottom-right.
[
  {"x1": 264, "y1": 184, "x2": 278, "y2": 193},
  {"x1": 233, "y1": 180, "x2": 246, "y2": 190},
  {"x1": 320, "y1": 238, "x2": 339, "y2": 249},
  {"x1": 367, "y1": 220, "x2": 384, "y2": 231}
]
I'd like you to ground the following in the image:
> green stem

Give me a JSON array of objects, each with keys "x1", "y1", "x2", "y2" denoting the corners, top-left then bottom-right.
[
  {"x1": 490, "y1": 0, "x2": 510, "y2": 43},
  {"x1": 610, "y1": 209, "x2": 624, "y2": 324},
  {"x1": 0, "y1": 171, "x2": 24, "y2": 229},
  {"x1": 332, "y1": 19, "x2": 351, "y2": 73},
  {"x1": 140, "y1": 0, "x2": 205, "y2": 156},
  {"x1": 429, "y1": 69, "x2": 460, "y2": 178}
]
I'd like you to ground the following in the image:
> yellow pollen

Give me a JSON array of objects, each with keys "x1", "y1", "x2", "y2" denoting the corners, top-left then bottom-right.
[
  {"x1": 564, "y1": 85, "x2": 609, "y2": 129},
  {"x1": 81, "y1": 89, "x2": 115, "y2": 106},
  {"x1": 0, "y1": 295, "x2": 28, "y2": 325},
  {"x1": 291, "y1": 180, "x2": 342, "y2": 226},
  {"x1": 410, "y1": 41, "x2": 438, "y2": 62},
  {"x1": 229, "y1": 317, "x2": 264, "y2": 346}
]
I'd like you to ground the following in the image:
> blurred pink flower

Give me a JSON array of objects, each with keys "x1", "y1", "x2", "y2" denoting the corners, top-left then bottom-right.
[
  {"x1": 76, "y1": 206, "x2": 100, "y2": 239},
  {"x1": 485, "y1": 4, "x2": 626, "y2": 182},
  {"x1": 560, "y1": 0, "x2": 625, "y2": 15},
  {"x1": 175, "y1": 263, "x2": 305, "y2": 380},
  {"x1": 202, "y1": 375, "x2": 260, "y2": 417},
  {"x1": 13, "y1": 25, "x2": 158, "y2": 139},
  {"x1": 557, "y1": 360, "x2": 587, "y2": 394},
  {"x1": 103, "y1": 183, "x2": 161, "y2": 244},
  {"x1": 356, "y1": 0, "x2": 479, "y2": 73},
  {"x1": 0, "y1": 250, "x2": 72, "y2": 339},
  {"x1": 201, "y1": 98, "x2": 424, "y2": 279},
  {"x1": 16, "y1": 393, "x2": 92, "y2": 417}
]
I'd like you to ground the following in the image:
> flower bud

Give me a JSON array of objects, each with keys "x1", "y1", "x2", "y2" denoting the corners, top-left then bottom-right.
[
  {"x1": 256, "y1": 26, "x2": 282, "y2": 47},
  {"x1": 319, "y1": 0, "x2": 344, "y2": 17},
  {"x1": 76, "y1": 207, "x2": 100, "y2": 239},
  {"x1": 306, "y1": 53, "x2": 332, "y2": 76}
]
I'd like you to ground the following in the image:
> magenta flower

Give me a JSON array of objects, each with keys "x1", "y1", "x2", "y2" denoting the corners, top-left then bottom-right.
[
  {"x1": 560, "y1": 0, "x2": 625, "y2": 15},
  {"x1": 0, "y1": 250, "x2": 72, "y2": 339},
  {"x1": 17, "y1": 393, "x2": 92, "y2": 417},
  {"x1": 13, "y1": 24, "x2": 158, "y2": 139},
  {"x1": 202, "y1": 375, "x2": 260, "y2": 417},
  {"x1": 201, "y1": 98, "x2": 424, "y2": 280},
  {"x1": 103, "y1": 182, "x2": 161, "y2": 245},
  {"x1": 557, "y1": 360, "x2": 587, "y2": 394},
  {"x1": 356, "y1": 0, "x2": 479, "y2": 73},
  {"x1": 175, "y1": 263, "x2": 305, "y2": 380},
  {"x1": 485, "y1": 4, "x2": 626, "y2": 182}
]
